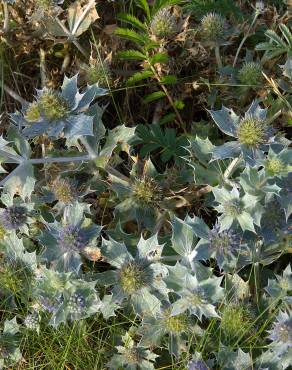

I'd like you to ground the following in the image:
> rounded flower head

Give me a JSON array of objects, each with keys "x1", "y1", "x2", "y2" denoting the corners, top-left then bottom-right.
[
  {"x1": 201, "y1": 12, "x2": 226, "y2": 42},
  {"x1": 67, "y1": 292, "x2": 86, "y2": 314},
  {"x1": 1, "y1": 205, "x2": 28, "y2": 230},
  {"x1": 124, "y1": 348, "x2": 141, "y2": 364},
  {"x1": 265, "y1": 158, "x2": 286, "y2": 176},
  {"x1": 188, "y1": 359, "x2": 209, "y2": 370},
  {"x1": 51, "y1": 178, "x2": 76, "y2": 204},
  {"x1": 209, "y1": 223, "x2": 241, "y2": 255},
  {"x1": 39, "y1": 294, "x2": 63, "y2": 313},
  {"x1": 25, "y1": 102, "x2": 41, "y2": 122},
  {"x1": 220, "y1": 303, "x2": 254, "y2": 343},
  {"x1": 223, "y1": 199, "x2": 244, "y2": 217},
  {"x1": 238, "y1": 62, "x2": 262, "y2": 85},
  {"x1": 149, "y1": 7, "x2": 177, "y2": 39},
  {"x1": 119, "y1": 261, "x2": 147, "y2": 294},
  {"x1": 82, "y1": 60, "x2": 111, "y2": 87},
  {"x1": 268, "y1": 311, "x2": 292, "y2": 348},
  {"x1": 163, "y1": 311, "x2": 188, "y2": 334},
  {"x1": 39, "y1": 91, "x2": 69, "y2": 121},
  {"x1": 132, "y1": 177, "x2": 162, "y2": 207},
  {"x1": 237, "y1": 117, "x2": 267, "y2": 147},
  {"x1": 57, "y1": 225, "x2": 87, "y2": 252},
  {"x1": 24, "y1": 312, "x2": 39, "y2": 330}
]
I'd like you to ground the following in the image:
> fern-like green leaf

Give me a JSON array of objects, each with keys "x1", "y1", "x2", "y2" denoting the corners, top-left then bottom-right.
[
  {"x1": 279, "y1": 24, "x2": 292, "y2": 47},
  {"x1": 117, "y1": 50, "x2": 147, "y2": 61},
  {"x1": 135, "y1": 0, "x2": 151, "y2": 21},
  {"x1": 115, "y1": 27, "x2": 149, "y2": 46},
  {"x1": 127, "y1": 70, "x2": 154, "y2": 86},
  {"x1": 149, "y1": 52, "x2": 169, "y2": 65},
  {"x1": 152, "y1": 0, "x2": 184, "y2": 15},
  {"x1": 143, "y1": 91, "x2": 166, "y2": 103},
  {"x1": 117, "y1": 13, "x2": 147, "y2": 32},
  {"x1": 265, "y1": 30, "x2": 286, "y2": 47},
  {"x1": 160, "y1": 75, "x2": 177, "y2": 85}
]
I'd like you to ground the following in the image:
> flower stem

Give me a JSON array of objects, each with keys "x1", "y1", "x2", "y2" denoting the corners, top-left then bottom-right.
[
  {"x1": 233, "y1": 12, "x2": 259, "y2": 67},
  {"x1": 215, "y1": 45, "x2": 222, "y2": 69},
  {"x1": 2, "y1": 1, "x2": 9, "y2": 33}
]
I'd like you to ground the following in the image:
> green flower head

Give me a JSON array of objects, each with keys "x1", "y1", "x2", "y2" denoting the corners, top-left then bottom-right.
[
  {"x1": 132, "y1": 177, "x2": 162, "y2": 207},
  {"x1": 237, "y1": 117, "x2": 266, "y2": 147},
  {"x1": 201, "y1": 12, "x2": 226, "y2": 42},
  {"x1": 149, "y1": 7, "x2": 177, "y2": 39},
  {"x1": 238, "y1": 62, "x2": 262, "y2": 85},
  {"x1": 39, "y1": 91, "x2": 69, "y2": 121}
]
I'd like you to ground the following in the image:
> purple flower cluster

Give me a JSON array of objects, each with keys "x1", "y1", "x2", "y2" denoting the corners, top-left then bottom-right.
[
  {"x1": 269, "y1": 311, "x2": 292, "y2": 348},
  {"x1": 39, "y1": 294, "x2": 63, "y2": 313},
  {"x1": 57, "y1": 225, "x2": 87, "y2": 252},
  {"x1": 1, "y1": 206, "x2": 28, "y2": 230},
  {"x1": 67, "y1": 293, "x2": 86, "y2": 314},
  {"x1": 187, "y1": 359, "x2": 209, "y2": 370},
  {"x1": 208, "y1": 223, "x2": 241, "y2": 260}
]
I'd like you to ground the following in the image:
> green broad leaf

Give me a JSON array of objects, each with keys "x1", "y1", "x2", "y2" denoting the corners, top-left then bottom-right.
[
  {"x1": 279, "y1": 24, "x2": 292, "y2": 47},
  {"x1": 136, "y1": 124, "x2": 188, "y2": 162},
  {"x1": 159, "y1": 112, "x2": 176, "y2": 125},
  {"x1": 115, "y1": 27, "x2": 149, "y2": 45},
  {"x1": 127, "y1": 70, "x2": 154, "y2": 86},
  {"x1": 149, "y1": 52, "x2": 168, "y2": 65},
  {"x1": 143, "y1": 91, "x2": 166, "y2": 103},
  {"x1": 160, "y1": 75, "x2": 177, "y2": 85},
  {"x1": 117, "y1": 13, "x2": 147, "y2": 32},
  {"x1": 117, "y1": 49, "x2": 147, "y2": 61}
]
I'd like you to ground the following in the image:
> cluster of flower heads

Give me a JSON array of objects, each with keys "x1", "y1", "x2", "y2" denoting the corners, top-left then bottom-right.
[{"x1": 0, "y1": 18, "x2": 291, "y2": 369}]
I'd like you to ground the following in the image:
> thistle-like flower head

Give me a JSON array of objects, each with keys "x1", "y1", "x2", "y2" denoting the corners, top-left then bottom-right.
[
  {"x1": 39, "y1": 91, "x2": 69, "y2": 121},
  {"x1": 187, "y1": 359, "x2": 209, "y2": 370},
  {"x1": 201, "y1": 12, "x2": 226, "y2": 43},
  {"x1": 238, "y1": 62, "x2": 262, "y2": 85},
  {"x1": 11, "y1": 74, "x2": 107, "y2": 139},
  {"x1": 1, "y1": 206, "x2": 28, "y2": 230},
  {"x1": 57, "y1": 225, "x2": 87, "y2": 252},
  {"x1": 149, "y1": 7, "x2": 177, "y2": 39},
  {"x1": 119, "y1": 260, "x2": 148, "y2": 294},
  {"x1": 132, "y1": 177, "x2": 162, "y2": 207},
  {"x1": 268, "y1": 310, "x2": 292, "y2": 354},
  {"x1": 81, "y1": 59, "x2": 112, "y2": 87},
  {"x1": 163, "y1": 310, "x2": 188, "y2": 334},
  {"x1": 237, "y1": 117, "x2": 267, "y2": 147},
  {"x1": 51, "y1": 178, "x2": 77, "y2": 204},
  {"x1": 24, "y1": 312, "x2": 39, "y2": 330},
  {"x1": 220, "y1": 303, "x2": 254, "y2": 343},
  {"x1": 25, "y1": 102, "x2": 41, "y2": 122},
  {"x1": 67, "y1": 292, "x2": 86, "y2": 314}
]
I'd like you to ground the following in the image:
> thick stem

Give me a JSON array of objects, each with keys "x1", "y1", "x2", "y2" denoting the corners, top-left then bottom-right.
[
  {"x1": 233, "y1": 12, "x2": 259, "y2": 67},
  {"x1": 215, "y1": 45, "x2": 222, "y2": 69}
]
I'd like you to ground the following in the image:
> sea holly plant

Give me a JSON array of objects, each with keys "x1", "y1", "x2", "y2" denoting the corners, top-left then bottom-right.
[
  {"x1": 209, "y1": 100, "x2": 276, "y2": 166},
  {"x1": 107, "y1": 332, "x2": 158, "y2": 370},
  {"x1": 10, "y1": 74, "x2": 107, "y2": 139},
  {"x1": 39, "y1": 202, "x2": 102, "y2": 273},
  {"x1": 96, "y1": 234, "x2": 169, "y2": 316},
  {"x1": 0, "y1": 317, "x2": 22, "y2": 369},
  {"x1": 32, "y1": 267, "x2": 101, "y2": 327}
]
